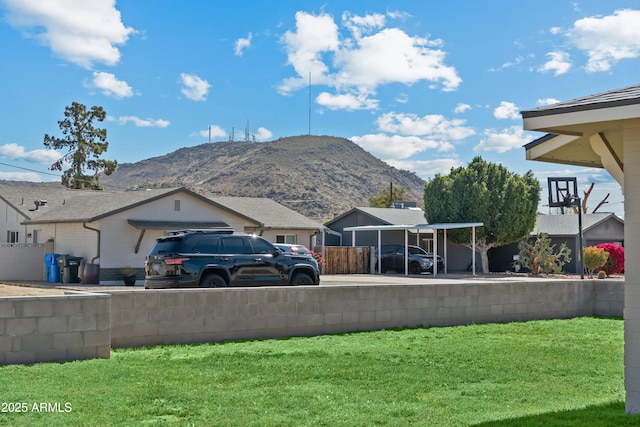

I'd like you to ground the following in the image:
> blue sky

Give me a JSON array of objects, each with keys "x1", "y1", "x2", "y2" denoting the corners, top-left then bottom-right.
[{"x1": 1, "y1": 1, "x2": 638, "y2": 218}]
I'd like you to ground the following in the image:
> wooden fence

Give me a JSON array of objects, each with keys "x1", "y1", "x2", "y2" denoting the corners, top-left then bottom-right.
[{"x1": 324, "y1": 246, "x2": 371, "y2": 274}]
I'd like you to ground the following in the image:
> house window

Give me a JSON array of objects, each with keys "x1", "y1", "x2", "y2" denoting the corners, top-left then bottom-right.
[
  {"x1": 276, "y1": 234, "x2": 296, "y2": 244},
  {"x1": 7, "y1": 231, "x2": 19, "y2": 244},
  {"x1": 174, "y1": 200, "x2": 181, "y2": 211}
]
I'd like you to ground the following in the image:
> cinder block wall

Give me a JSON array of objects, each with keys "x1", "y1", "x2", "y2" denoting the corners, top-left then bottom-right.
[
  {"x1": 110, "y1": 280, "x2": 623, "y2": 349},
  {"x1": 0, "y1": 292, "x2": 110, "y2": 365}
]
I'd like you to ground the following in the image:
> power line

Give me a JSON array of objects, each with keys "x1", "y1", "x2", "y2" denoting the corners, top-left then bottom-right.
[
  {"x1": 0, "y1": 161, "x2": 129, "y2": 190},
  {"x1": 0, "y1": 161, "x2": 60, "y2": 177}
]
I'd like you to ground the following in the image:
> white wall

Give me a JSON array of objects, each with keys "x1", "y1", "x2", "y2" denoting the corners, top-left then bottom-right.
[
  {"x1": 96, "y1": 192, "x2": 254, "y2": 268},
  {"x1": 624, "y1": 119, "x2": 640, "y2": 413},
  {"x1": 258, "y1": 229, "x2": 317, "y2": 249}
]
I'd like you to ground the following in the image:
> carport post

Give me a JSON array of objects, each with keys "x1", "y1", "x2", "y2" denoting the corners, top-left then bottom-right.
[
  {"x1": 472, "y1": 225, "x2": 477, "y2": 276},
  {"x1": 433, "y1": 227, "x2": 438, "y2": 277},
  {"x1": 404, "y1": 229, "x2": 408, "y2": 276},
  {"x1": 377, "y1": 229, "x2": 381, "y2": 274},
  {"x1": 444, "y1": 229, "x2": 448, "y2": 274},
  {"x1": 351, "y1": 230, "x2": 355, "y2": 247}
]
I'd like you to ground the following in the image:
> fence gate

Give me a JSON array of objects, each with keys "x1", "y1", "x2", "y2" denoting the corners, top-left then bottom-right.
[{"x1": 324, "y1": 246, "x2": 371, "y2": 274}]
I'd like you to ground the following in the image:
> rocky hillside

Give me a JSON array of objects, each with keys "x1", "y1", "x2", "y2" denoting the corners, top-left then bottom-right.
[{"x1": 102, "y1": 135, "x2": 426, "y2": 220}]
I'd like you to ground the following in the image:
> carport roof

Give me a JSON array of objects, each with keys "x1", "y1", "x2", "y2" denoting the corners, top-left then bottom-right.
[{"x1": 343, "y1": 222, "x2": 483, "y2": 232}]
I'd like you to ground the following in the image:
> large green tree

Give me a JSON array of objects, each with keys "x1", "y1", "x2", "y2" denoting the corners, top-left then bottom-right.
[
  {"x1": 44, "y1": 102, "x2": 118, "y2": 190},
  {"x1": 423, "y1": 156, "x2": 541, "y2": 273}
]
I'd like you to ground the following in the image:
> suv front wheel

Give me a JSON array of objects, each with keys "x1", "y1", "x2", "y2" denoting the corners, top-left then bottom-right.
[
  {"x1": 200, "y1": 273, "x2": 227, "y2": 288},
  {"x1": 291, "y1": 272, "x2": 314, "y2": 286}
]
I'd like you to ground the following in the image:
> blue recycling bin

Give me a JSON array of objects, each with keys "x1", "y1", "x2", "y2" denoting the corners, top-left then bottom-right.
[{"x1": 44, "y1": 253, "x2": 67, "y2": 283}]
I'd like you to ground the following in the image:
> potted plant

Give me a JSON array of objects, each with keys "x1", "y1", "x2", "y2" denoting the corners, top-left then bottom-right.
[{"x1": 119, "y1": 267, "x2": 137, "y2": 286}]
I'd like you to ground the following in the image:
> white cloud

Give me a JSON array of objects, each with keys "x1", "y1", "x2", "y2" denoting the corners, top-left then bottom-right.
[
  {"x1": 254, "y1": 127, "x2": 273, "y2": 141},
  {"x1": 0, "y1": 171, "x2": 43, "y2": 181},
  {"x1": 316, "y1": 91, "x2": 379, "y2": 111},
  {"x1": 342, "y1": 11, "x2": 386, "y2": 39},
  {"x1": 180, "y1": 73, "x2": 211, "y2": 101},
  {"x1": 197, "y1": 125, "x2": 227, "y2": 139},
  {"x1": 395, "y1": 93, "x2": 409, "y2": 104},
  {"x1": 0, "y1": 143, "x2": 61, "y2": 164},
  {"x1": 493, "y1": 101, "x2": 520, "y2": 120},
  {"x1": 350, "y1": 133, "x2": 442, "y2": 160},
  {"x1": 108, "y1": 116, "x2": 170, "y2": 128},
  {"x1": 279, "y1": 11, "x2": 461, "y2": 109},
  {"x1": 538, "y1": 51, "x2": 572, "y2": 75},
  {"x1": 537, "y1": 98, "x2": 561, "y2": 106},
  {"x1": 473, "y1": 126, "x2": 532, "y2": 153},
  {"x1": 387, "y1": 158, "x2": 461, "y2": 179},
  {"x1": 549, "y1": 26, "x2": 562, "y2": 35},
  {"x1": 334, "y1": 28, "x2": 460, "y2": 91},
  {"x1": 454, "y1": 103, "x2": 471, "y2": 114},
  {"x1": 234, "y1": 32, "x2": 252, "y2": 56},
  {"x1": 85, "y1": 71, "x2": 133, "y2": 99},
  {"x1": 568, "y1": 9, "x2": 640, "y2": 72},
  {"x1": 377, "y1": 112, "x2": 475, "y2": 141},
  {"x1": 3, "y1": 0, "x2": 135, "y2": 68}
]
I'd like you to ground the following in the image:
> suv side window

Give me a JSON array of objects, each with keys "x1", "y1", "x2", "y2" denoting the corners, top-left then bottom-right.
[
  {"x1": 221, "y1": 236, "x2": 250, "y2": 254},
  {"x1": 249, "y1": 237, "x2": 276, "y2": 254},
  {"x1": 193, "y1": 236, "x2": 220, "y2": 253}
]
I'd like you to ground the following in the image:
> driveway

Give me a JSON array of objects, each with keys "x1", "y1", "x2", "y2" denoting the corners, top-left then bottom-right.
[{"x1": 0, "y1": 272, "x2": 591, "y2": 296}]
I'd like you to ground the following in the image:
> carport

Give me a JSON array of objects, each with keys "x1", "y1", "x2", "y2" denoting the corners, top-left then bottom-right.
[
  {"x1": 521, "y1": 84, "x2": 640, "y2": 413},
  {"x1": 343, "y1": 222, "x2": 483, "y2": 276}
]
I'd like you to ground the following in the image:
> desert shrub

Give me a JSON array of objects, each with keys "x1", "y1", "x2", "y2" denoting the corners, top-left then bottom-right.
[
  {"x1": 595, "y1": 243, "x2": 624, "y2": 275},
  {"x1": 516, "y1": 233, "x2": 572, "y2": 275},
  {"x1": 583, "y1": 246, "x2": 609, "y2": 278}
]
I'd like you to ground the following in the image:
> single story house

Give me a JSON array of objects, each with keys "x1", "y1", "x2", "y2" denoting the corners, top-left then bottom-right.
[
  {"x1": 489, "y1": 212, "x2": 624, "y2": 273},
  {"x1": 0, "y1": 184, "x2": 324, "y2": 283}
]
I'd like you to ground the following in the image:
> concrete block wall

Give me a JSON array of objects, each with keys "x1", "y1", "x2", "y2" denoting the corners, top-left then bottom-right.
[
  {"x1": 110, "y1": 280, "x2": 623, "y2": 349},
  {"x1": 0, "y1": 292, "x2": 110, "y2": 365}
]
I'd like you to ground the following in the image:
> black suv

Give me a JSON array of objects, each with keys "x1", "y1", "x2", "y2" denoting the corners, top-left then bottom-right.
[{"x1": 144, "y1": 230, "x2": 320, "y2": 289}]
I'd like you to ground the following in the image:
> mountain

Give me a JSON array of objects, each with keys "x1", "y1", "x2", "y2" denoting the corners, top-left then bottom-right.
[{"x1": 101, "y1": 135, "x2": 426, "y2": 220}]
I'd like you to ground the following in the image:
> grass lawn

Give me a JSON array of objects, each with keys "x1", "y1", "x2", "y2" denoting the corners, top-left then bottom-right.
[{"x1": 0, "y1": 317, "x2": 636, "y2": 426}]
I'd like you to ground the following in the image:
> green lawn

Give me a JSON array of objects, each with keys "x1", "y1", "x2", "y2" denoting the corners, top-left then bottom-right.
[{"x1": 0, "y1": 317, "x2": 636, "y2": 426}]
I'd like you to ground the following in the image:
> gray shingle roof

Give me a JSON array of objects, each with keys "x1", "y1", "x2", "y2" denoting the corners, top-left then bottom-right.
[
  {"x1": 521, "y1": 84, "x2": 640, "y2": 118},
  {"x1": 0, "y1": 184, "x2": 323, "y2": 230},
  {"x1": 532, "y1": 212, "x2": 623, "y2": 236},
  {"x1": 327, "y1": 207, "x2": 426, "y2": 227},
  {"x1": 206, "y1": 196, "x2": 324, "y2": 230}
]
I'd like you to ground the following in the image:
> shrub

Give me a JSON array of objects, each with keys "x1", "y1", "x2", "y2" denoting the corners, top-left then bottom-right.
[
  {"x1": 516, "y1": 233, "x2": 572, "y2": 275},
  {"x1": 583, "y1": 246, "x2": 609, "y2": 278},
  {"x1": 595, "y1": 243, "x2": 624, "y2": 275},
  {"x1": 310, "y1": 250, "x2": 325, "y2": 269}
]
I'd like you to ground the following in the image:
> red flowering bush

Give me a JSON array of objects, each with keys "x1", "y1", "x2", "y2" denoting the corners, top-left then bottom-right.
[
  {"x1": 595, "y1": 243, "x2": 624, "y2": 275},
  {"x1": 310, "y1": 250, "x2": 325, "y2": 269}
]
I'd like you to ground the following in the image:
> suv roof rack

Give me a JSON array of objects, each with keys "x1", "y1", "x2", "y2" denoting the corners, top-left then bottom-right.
[{"x1": 163, "y1": 229, "x2": 235, "y2": 236}]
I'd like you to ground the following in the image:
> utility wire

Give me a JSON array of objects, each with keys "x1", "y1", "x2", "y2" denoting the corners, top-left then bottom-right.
[{"x1": 0, "y1": 161, "x2": 129, "y2": 190}]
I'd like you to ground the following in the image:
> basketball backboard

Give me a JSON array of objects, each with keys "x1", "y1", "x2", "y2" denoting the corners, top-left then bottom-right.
[{"x1": 548, "y1": 177, "x2": 578, "y2": 208}]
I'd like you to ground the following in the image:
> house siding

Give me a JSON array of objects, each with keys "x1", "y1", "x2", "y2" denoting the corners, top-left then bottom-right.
[
  {"x1": 96, "y1": 194, "x2": 251, "y2": 269},
  {"x1": 258, "y1": 229, "x2": 318, "y2": 250}
]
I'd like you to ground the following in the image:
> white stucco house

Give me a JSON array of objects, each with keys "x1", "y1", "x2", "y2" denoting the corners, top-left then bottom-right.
[
  {"x1": 0, "y1": 184, "x2": 324, "y2": 283},
  {"x1": 521, "y1": 84, "x2": 640, "y2": 413}
]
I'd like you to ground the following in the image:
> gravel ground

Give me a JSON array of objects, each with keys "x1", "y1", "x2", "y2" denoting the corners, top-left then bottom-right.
[{"x1": 0, "y1": 284, "x2": 65, "y2": 296}]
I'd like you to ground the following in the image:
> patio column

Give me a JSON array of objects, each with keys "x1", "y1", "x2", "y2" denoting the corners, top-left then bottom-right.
[{"x1": 625, "y1": 118, "x2": 640, "y2": 413}]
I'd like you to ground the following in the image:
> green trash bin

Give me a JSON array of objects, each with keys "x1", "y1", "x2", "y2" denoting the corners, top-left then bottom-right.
[{"x1": 57, "y1": 256, "x2": 83, "y2": 284}]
